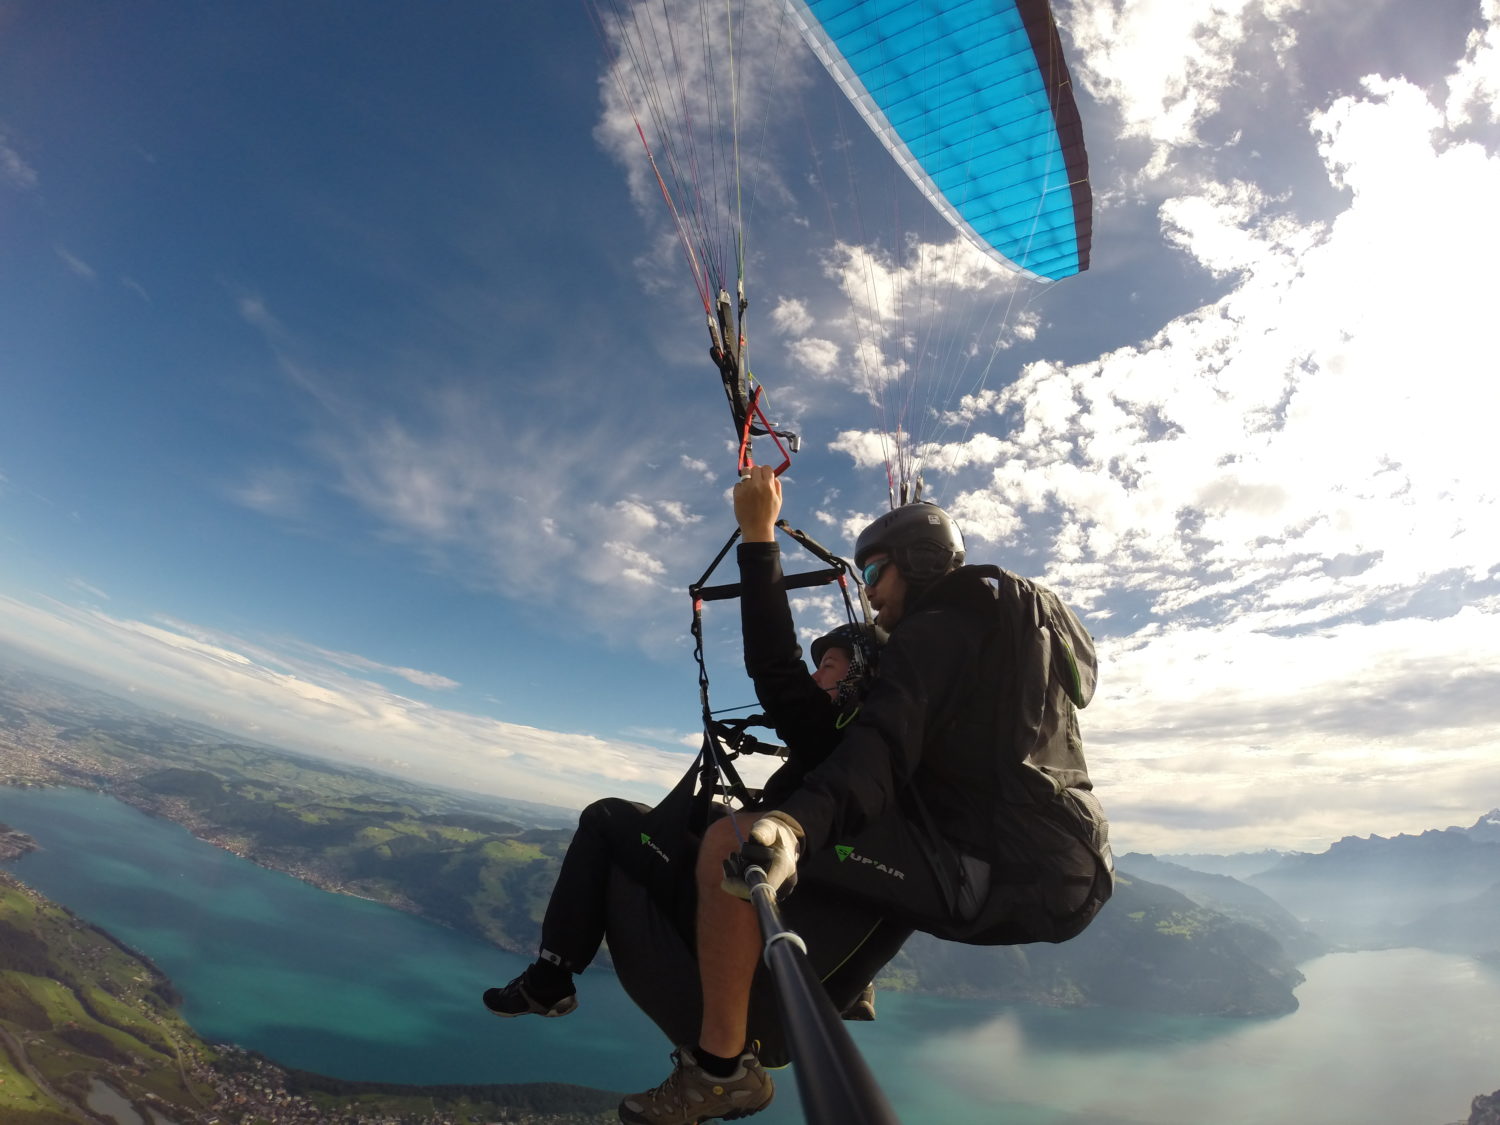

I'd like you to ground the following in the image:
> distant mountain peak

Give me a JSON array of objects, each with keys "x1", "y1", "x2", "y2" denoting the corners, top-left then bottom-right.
[{"x1": 1461, "y1": 808, "x2": 1500, "y2": 842}]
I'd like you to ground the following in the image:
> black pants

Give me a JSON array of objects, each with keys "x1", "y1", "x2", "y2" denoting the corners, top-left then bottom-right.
[
  {"x1": 606, "y1": 863, "x2": 911, "y2": 1068},
  {"x1": 536, "y1": 797, "x2": 661, "y2": 974},
  {"x1": 533, "y1": 796, "x2": 913, "y2": 1066}
]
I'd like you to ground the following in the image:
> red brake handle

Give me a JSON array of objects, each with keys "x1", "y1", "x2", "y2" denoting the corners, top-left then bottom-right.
[{"x1": 737, "y1": 386, "x2": 792, "y2": 477}]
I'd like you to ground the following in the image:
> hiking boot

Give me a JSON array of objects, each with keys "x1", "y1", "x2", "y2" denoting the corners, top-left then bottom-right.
[
  {"x1": 618, "y1": 1046, "x2": 774, "y2": 1124},
  {"x1": 841, "y1": 982, "x2": 877, "y2": 1021},
  {"x1": 481, "y1": 971, "x2": 577, "y2": 1018}
]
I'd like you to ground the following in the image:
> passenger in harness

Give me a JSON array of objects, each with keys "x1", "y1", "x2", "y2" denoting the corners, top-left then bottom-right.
[{"x1": 480, "y1": 468, "x2": 898, "y2": 1044}]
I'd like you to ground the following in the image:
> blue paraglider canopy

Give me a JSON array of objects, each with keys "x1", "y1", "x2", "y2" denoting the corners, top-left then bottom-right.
[{"x1": 785, "y1": 0, "x2": 1091, "y2": 280}]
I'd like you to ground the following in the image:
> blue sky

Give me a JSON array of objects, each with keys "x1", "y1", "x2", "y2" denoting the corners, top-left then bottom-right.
[{"x1": 2, "y1": 0, "x2": 1497, "y2": 853}]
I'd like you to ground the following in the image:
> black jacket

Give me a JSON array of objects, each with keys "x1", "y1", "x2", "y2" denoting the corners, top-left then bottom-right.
[
  {"x1": 777, "y1": 565, "x2": 1043, "y2": 858},
  {"x1": 736, "y1": 541, "x2": 849, "y2": 809}
]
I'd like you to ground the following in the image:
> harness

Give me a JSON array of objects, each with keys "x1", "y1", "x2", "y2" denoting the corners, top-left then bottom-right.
[{"x1": 686, "y1": 518, "x2": 871, "y2": 809}]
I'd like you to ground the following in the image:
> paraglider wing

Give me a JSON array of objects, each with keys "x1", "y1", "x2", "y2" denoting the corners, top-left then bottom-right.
[{"x1": 783, "y1": 0, "x2": 1092, "y2": 280}]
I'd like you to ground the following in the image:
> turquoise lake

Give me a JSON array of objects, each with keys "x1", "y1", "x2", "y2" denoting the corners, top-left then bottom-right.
[{"x1": 1, "y1": 785, "x2": 1497, "y2": 1125}]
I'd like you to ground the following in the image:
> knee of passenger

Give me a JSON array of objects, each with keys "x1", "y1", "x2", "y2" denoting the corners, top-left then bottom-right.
[{"x1": 578, "y1": 798, "x2": 618, "y2": 833}]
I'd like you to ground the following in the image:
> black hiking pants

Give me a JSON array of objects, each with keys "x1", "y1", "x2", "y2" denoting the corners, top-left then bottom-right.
[
  {"x1": 537, "y1": 795, "x2": 933, "y2": 971},
  {"x1": 536, "y1": 797, "x2": 659, "y2": 973},
  {"x1": 530, "y1": 795, "x2": 912, "y2": 1065}
]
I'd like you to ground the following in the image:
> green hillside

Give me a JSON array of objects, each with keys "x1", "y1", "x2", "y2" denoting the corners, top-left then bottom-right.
[
  {"x1": 123, "y1": 763, "x2": 568, "y2": 956},
  {"x1": 0, "y1": 872, "x2": 218, "y2": 1124},
  {"x1": 0, "y1": 874, "x2": 617, "y2": 1124},
  {"x1": 886, "y1": 873, "x2": 1303, "y2": 1016}
]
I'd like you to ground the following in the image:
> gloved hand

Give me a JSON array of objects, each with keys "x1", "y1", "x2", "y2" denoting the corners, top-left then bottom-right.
[{"x1": 721, "y1": 812, "x2": 804, "y2": 901}]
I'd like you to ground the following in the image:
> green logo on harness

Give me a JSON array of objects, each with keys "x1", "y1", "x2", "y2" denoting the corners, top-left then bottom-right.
[
  {"x1": 640, "y1": 833, "x2": 670, "y2": 863},
  {"x1": 832, "y1": 845, "x2": 906, "y2": 880}
]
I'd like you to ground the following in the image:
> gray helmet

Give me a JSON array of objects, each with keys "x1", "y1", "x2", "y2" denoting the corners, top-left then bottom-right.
[
  {"x1": 809, "y1": 622, "x2": 882, "y2": 708},
  {"x1": 854, "y1": 502, "x2": 965, "y2": 585}
]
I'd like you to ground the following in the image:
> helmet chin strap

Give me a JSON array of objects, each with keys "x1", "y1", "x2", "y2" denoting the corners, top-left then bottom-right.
[{"x1": 832, "y1": 673, "x2": 865, "y2": 710}]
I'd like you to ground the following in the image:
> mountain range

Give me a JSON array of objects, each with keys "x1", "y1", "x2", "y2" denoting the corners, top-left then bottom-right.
[
  {"x1": 1116, "y1": 852, "x2": 1326, "y2": 962},
  {"x1": 1241, "y1": 814, "x2": 1500, "y2": 951},
  {"x1": 1138, "y1": 813, "x2": 1500, "y2": 956}
]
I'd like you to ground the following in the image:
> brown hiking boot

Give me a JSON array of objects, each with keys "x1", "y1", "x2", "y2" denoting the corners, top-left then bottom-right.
[{"x1": 618, "y1": 1046, "x2": 774, "y2": 1124}]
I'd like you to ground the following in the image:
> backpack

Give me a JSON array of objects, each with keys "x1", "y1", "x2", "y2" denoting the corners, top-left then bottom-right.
[{"x1": 923, "y1": 565, "x2": 1115, "y2": 946}]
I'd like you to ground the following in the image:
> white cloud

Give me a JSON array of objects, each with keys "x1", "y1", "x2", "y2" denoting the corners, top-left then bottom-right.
[
  {"x1": 827, "y1": 428, "x2": 894, "y2": 471},
  {"x1": 680, "y1": 454, "x2": 716, "y2": 484},
  {"x1": 237, "y1": 293, "x2": 286, "y2": 338},
  {"x1": 922, "y1": 65, "x2": 1500, "y2": 614},
  {"x1": 0, "y1": 126, "x2": 38, "y2": 191},
  {"x1": 233, "y1": 299, "x2": 725, "y2": 652},
  {"x1": 1158, "y1": 179, "x2": 1322, "y2": 280},
  {"x1": 55, "y1": 245, "x2": 97, "y2": 281},
  {"x1": 1067, "y1": 0, "x2": 1302, "y2": 181},
  {"x1": 787, "y1": 336, "x2": 839, "y2": 376},
  {"x1": 0, "y1": 593, "x2": 685, "y2": 811},
  {"x1": 298, "y1": 644, "x2": 461, "y2": 691},
  {"x1": 1092, "y1": 606, "x2": 1500, "y2": 852},
  {"x1": 771, "y1": 296, "x2": 814, "y2": 335},
  {"x1": 599, "y1": 540, "x2": 667, "y2": 585},
  {"x1": 827, "y1": 236, "x2": 1010, "y2": 330},
  {"x1": 229, "y1": 466, "x2": 310, "y2": 519},
  {"x1": 66, "y1": 578, "x2": 109, "y2": 602},
  {"x1": 656, "y1": 500, "x2": 700, "y2": 527},
  {"x1": 1445, "y1": 0, "x2": 1500, "y2": 126}
]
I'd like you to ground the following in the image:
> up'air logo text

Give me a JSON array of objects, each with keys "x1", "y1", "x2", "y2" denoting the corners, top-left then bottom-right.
[
  {"x1": 834, "y1": 844, "x2": 905, "y2": 880},
  {"x1": 639, "y1": 833, "x2": 670, "y2": 863}
]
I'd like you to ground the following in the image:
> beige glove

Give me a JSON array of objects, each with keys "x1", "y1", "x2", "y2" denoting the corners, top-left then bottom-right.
[{"x1": 721, "y1": 811, "x2": 804, "y2": 900}]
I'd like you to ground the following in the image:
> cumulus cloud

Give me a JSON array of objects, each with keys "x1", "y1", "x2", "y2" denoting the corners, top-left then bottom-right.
[
  {"x1": 1067, "y1": 0, "x2": 1302, "y2": 181},
  {"x1": 787, "y1": 336, "x2": 840, "y2": 376},
  {"x1": 771, "y1": 297, "x2": 814, "y2": 336},
  {"x1": 1445, "y1": 0, "x2": 1500, "y2": 127},
  {"x1": 827, "y1": 428, "x2": 895, "y2": 472},
  {"x1": 920, "y1": 57, "x2": 1499, "y2": 609},
  {"x1": 680, "y1": 454, "x2": 716, "y2": 484}
]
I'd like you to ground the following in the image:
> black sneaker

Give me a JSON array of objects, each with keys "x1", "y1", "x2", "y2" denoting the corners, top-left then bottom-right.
[{"x1": 482, "y1": 971, "x2": 577, "y2": 1018}]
